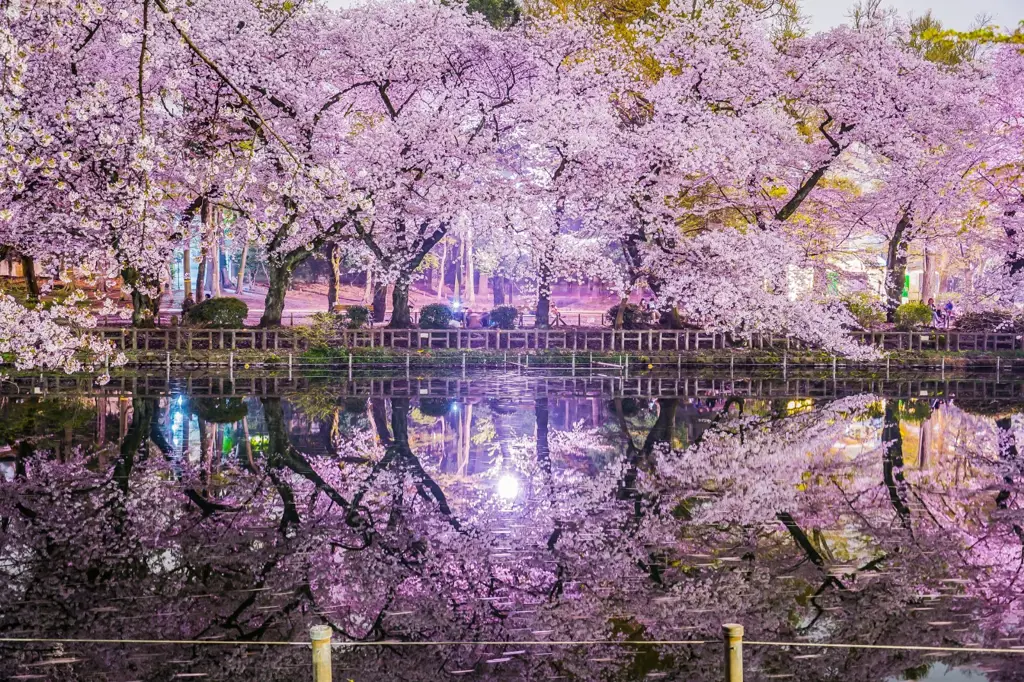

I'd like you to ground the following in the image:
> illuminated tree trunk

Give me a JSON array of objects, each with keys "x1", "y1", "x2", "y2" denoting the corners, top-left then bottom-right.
[
  {"x1": 466, "y1": 227, "x2": 476, "y2": 304},
  {"x1": 235, "y1": 242, "x2": 247, "y2": 295},
  {"x1": 436, "y1": 240, "x2": 447, "y2": 301},
  {"x1": 921, "y1": 245, "x2": 937, "y2": 301},
  {"x1": 363, "y1": 270, "x2": 373, "y2": 304},
  {"x1": 326, "y1": 243, "x2": 342, "y2": 312},
  {"x1": 211, "y1": 238, "x2": 222, "y2": 297}
]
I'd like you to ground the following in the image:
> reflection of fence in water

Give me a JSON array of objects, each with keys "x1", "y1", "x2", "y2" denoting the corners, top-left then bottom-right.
[{"x1": 6, "y1": 372, "x2": 1024, "y2": 403}]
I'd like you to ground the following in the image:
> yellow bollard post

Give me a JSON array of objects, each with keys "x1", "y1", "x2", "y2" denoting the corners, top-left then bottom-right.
[
  {"x1": 310, "y1": 624, "x2": 333, "y2": 682},
  {"x1": 723, "y1": 623, "x2": 743, "y2": 682}
]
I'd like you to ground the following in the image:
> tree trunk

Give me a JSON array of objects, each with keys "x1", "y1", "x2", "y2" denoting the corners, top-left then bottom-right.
[
  {"x1": 235, "y1": 242, "x2": 247, "y2": 295},
  {"x1": 122, "y1": 266, "x2": 159, "y2": 327},
  {"x1": 811, "y1": 263, "x2": 829, "y2": 299},
  {"x1": 195, "y1": 247, "x2": 207, "y2": 302},
  {"x1": 183, "y1": 245, "x2": 192, "y2": 296},
  {"x1": 327, "y1": 243, "x2": 342, "y2": 312},
  {"x1": 884, "y1": 210, "x2": 912, "y2": 323},
  {"x1": 536, "y1": 396, "x2": 551, "y2": 473},
  {"x1": 466, "y1": 227, "x2": 476, "y2": 304},
  {"x1": 260, "y1": 257, "x2": 302, "y2": 327},
  {"x1": 882, "y1": 401, "x2": 911, "y2": 526},
  {"x1": 389, "y1": 278, "x2": 412, "y2": 328},
  {"x1": 436, "y1": 240, "x2": 447, "y2": 301},
  {"x1": 363, "y1": 270, "x2": 373, "y2": 304},
  {"x1": 372, "y1": 282, "x2": 388, "y2": 323},
  {"x1": 921, "y1": 245, "x2": 936, "y2": 301},
  {"x1": 21, "y1": 255, "x2": 39, "y2": 302},
  {"x1": 534, "y1": 257, "x2": 552, "y2": 328},
  {"x1": 614, "y1": 295, "x2": 627, "y2": 329},
  {"x1": 492, "y1": 275, "x2": 505, "y2": 306},
  {"x1": 211, "y1": 238, "x2": 222, "y2": 298}
]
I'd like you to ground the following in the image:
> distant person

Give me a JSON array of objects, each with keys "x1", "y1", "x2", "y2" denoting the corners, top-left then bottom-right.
[
  {"x1": 181, "y1": 294, "x2": 195, "y2": 319},
  {"x1": 480, "y1": 311, "x2": 490, "y2": 328},
  {"x1": 943, "y1": 300, "x2": 954, "y2": 328},
  {"x1": 466, "y1": 310, "x2": 483, "y2": 329},
  {"x1": 204, "y1": 293, "x2": 212, "y2": 301},
  {"x1": 927, "y1": 298, "x2": 939, "y2": 326},
  {"x1": 550, "y1": 303, "x2": 565, "y2": 327}
]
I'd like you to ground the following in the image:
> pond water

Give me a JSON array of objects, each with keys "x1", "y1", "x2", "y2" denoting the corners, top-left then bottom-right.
[{"x1": 2, "y1": 371, "x2": 1024, "y2": 681}]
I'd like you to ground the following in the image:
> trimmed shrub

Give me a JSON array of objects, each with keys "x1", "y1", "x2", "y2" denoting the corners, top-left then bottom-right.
[
  {"x1": 343, "y1": 305, "x2": 371, "y2": 329},
  {"x1": 186, "y1": 297, "x2": 248, "y2": 328},
  {"x1": 419, "y1": 303, "x2": 453, "y2": 329},
  {"x1": 489, "y1": 305, "x2": 519, "y2": 329},
  {"x1": 193, "y1": 397, "x2": 248, "y2": 423},
  {"x1": 893, "y1": 301, "x2": 934, "y2": 330},
  {"x1": 607, "y1": 303, "x2": 648, "y2": 330}
]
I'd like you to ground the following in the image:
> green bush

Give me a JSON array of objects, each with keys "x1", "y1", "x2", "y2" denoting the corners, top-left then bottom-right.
[
  {"x1": 192, "y1": 397, "x2": 248, "y2": 423},
  {"x1": 296, "y1": 312, "x2": 342, "y2": 350},
  {"x1": 607, "y1": 303, "x2": 648, "y2": 330},
  {"x1": 186, "y1": 297, "x2": 248, "y2": 328},
  {"x1": 842, "y1": 294, "x2": 885, "y2": 330},
  {"x1": 893, "y1": 301, "x2": 934, "y2": 330},
  {"x1": 343, "y1": 305, "x2": 371, "y2": 329},
  {"x1": 419, "y1": 303, "x2": 453, "y2": 329},
  {"x1": 489, "y1": 305, "x2": 519, "y2": 329}
]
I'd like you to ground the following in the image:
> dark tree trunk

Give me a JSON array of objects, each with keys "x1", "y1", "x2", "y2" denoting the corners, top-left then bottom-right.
[
  {"x1": 261, "y1": 249, "x2": 312, "y2": 327},
  {"x1": 614, "y1": 296, "x2": 628, "y2": 329},
  {"x1": 372, "y1": 282, "x2": 388, "y2": 323},
  {"x1": 389, "y1": 279, "x2": 412, "y2": 328},
  {"x1": 535, "y1": 257, "x2": 553, "y2": 328},
  {"x1": 536, "y1": 396, "x2": 550, "y2": 473},
  {"x1": 327, "y1": 243, "x2": 342, "y2": 312},
  {"x1": 492, "y1": 275, "x2": 505, "y2": 306},
  {"x1": 884, "y1": 210, "x2": 912, "y2": 323},
  {"x1": 194, "y1": 248, "x2": 207, "y2": 302},
  {"x1": 21, "y1": 256, "x2": 39, "y2": 302},
  {"x1": 882, "y1": 401, "x2": 911, "y2": 526},
  {"x1": 122, "y1": 267, "x2": 159, "y2": 327},
  {"x1": 996, "y1": 416, "x2": 1020, "y2": 512},
  {"x1": 115, "y1": 397, "x2": 153, "y2": 495},
  {"x1": 1003, "y1": 197, "x2": 1024, "y2": 276}
]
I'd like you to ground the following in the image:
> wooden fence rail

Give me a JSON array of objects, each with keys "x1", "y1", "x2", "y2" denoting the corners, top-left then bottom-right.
[{"x1": 92, "y1": 328, "x2": 1024, "y2": 354}]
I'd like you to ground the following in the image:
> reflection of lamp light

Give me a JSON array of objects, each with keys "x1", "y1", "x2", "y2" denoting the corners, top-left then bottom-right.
[{"x1": 497, "y1": 474, "x2": 520, "y2": 500}]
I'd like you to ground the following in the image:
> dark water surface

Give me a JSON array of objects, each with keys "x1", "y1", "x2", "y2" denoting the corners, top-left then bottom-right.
[{"x1": 3, "y1": 370, "x2": 1024, "y2": 681}]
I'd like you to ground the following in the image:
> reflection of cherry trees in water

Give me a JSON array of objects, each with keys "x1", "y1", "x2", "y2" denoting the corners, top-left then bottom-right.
[{"x1": 2, "y1": 388, "x2": 1024, "y2": 680}]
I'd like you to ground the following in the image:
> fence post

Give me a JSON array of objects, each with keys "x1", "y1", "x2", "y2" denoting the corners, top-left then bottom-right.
[
  {"x1": 723, "y1": 623, "x2": 743, "y2": 682},
  {"x1": 310, "y1": 625, "x2": 332, "y2": 682}
]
